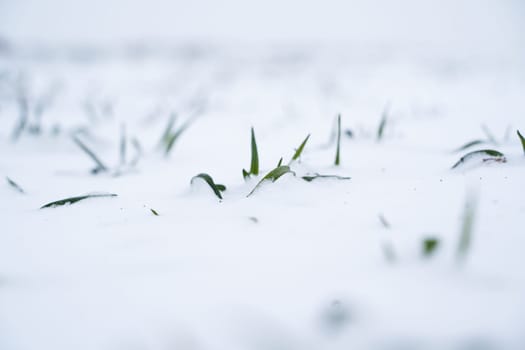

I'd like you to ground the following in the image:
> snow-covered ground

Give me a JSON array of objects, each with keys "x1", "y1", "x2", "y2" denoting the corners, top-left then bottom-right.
[
  {"x1": 1, "y1": 1, "x2": 525, "y2": 348},
  {"x1": 1, "y1": 43, "x2": 524, "y2": 350}
]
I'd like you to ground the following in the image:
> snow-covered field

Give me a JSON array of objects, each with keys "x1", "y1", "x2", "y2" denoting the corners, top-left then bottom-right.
[{"x1": 1, "y1": 42, "x2": 524, "y2": 350}]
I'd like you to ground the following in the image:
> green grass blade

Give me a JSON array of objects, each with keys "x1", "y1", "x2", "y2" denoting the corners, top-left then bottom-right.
[
  {"x1": 159, "y1": 113, "x2": 176, "y2": 147},
  {"x1": 453, "y1": 139, "x2": 486, "y2": 153},
  {"x1": 120, "y1": 124, "x2": 126, "y2": 166},
  {"x1": 129, "y1": 137, "x2": 142, "y2": 167},
  {"x1": 165, "y1": 121, "x2": 191, "y2": 156},
  {"x1": 301, "y1": 173, "x2": 351, "y2": 182},
  {"x1": 243, "y1": 127, "x2": 259, "y2": 179},
  {"x1": 40, "y1": 193, "x2": 117, "y2": 209},
  {"x1": 289, "y1": 134, "x2": 310, "y2": 164},
  {"x1": 11, "y1": 95, "x2": 29, "y2": 142},
  {"x1": 191, "y1": 173, "x2": 226, "y2": 199},
  {"x1": 150, "y1": 208, "x2": 159, "y2": 216},
  {"x1": 73, "y1": 136, "x2": 108, "y2": 173},
  {"x1": 422, "y1": 237, "x2": 440, "y2": 258},
  {"x1": 247, "y1": 165, "x2": 294, "y2": 197},
  {"x1": 517, "y1": 130, "x2": 525, "y2": 155},
  {"x1": 6, "y1": 177, "x2": 25, "y2": 194},
  {"x1": 456, "y1": 191, "x2": 478, "y2": 263},
  {"x1": 451, "y1": 149, "x2": 505, "y2": 169},
  {"x1": 376, "y1": 106, "x2": 388, "y2": 142},
  {"x1": 334, "y1": 114, "x2": 341, "y2": 166},
  {"x1": 249, "y1": 127, "x2": 259, "y2": 175}
]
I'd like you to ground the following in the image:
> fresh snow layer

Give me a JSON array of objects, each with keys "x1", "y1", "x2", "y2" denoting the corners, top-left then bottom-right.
[{"x1": 0, "y1": 46, "x2": 525, "y2": 350}]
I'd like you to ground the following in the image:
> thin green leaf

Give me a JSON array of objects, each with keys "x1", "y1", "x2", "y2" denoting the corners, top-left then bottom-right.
[
  {"x1": 242, "y1": 127, "x2": 259, "y2": 179},
  {"x1": 73, "y1": 136, "x2": 108, "y2": 173},
  {"x1": 6, "y1": 177, "x2": 25, "y2": 194},
  {"x1": 247, "y1": 165, "x2": 294, "y2": 197},
  {"x1": 165, "y1": 121, "x2": 191, "y2": 156},
  {"x1": 40, "y1": 193, "x2": 117, "y2": 209},
  {"x1": 159, "y1": 113, "x2": 176, "y2": 147},
  {"x1": 422, "y1": 237, "x2": 440, "y2": 258},
  {"x1": 456, "y1": 191, "x2": 477, "y2": 263},
  {"x1": 11, "y1": 95, "x2": 29, "y2": 142},
  {"x1": 377, "y1": 105, "x2": 388, "y2": 142},
  {"x1": 453, "y1": 139, "x2": 486, "y2": 153},
  {"x1": 249, "y1": 127, "x2": 259, "y2": 175},
  {"x1": 120, "y1": 123, "x2": 126, "y2": 166},
  {"x1": 517, "y1": 130, "x2": 525, "y2": 155},
  {"x1": 129, "y1": 137, "x2": 142, "y2": 167},
  {"x1": 335, "y1": 114, "x2": 341, "y2": 166},
  {"x1": 191, "y1": 173, "x2": 226, "y2": 200},
  {"x1": 301, "y1": 173, "x2": 351, "y2": 182},
  {"x1": 277, "y1": 157, "x2": 283, "y2": 167},
  {"x1": 289, "y1": 134, "x2": 310, "y2": 164},
  {"x1": 451, "y1": 149, "x2": 505, "y2": 169},
  {"x1": 150, "y1": 208, "x2": 159, "y2": 216}
]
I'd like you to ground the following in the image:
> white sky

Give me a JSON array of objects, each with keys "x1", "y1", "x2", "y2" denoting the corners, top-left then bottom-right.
[{"x1": 0, "y1": 0, "x2": 523, "y2": 51}]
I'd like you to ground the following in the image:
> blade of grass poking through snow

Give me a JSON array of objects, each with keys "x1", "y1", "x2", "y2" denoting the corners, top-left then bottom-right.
[
  {"x1": 451, "y1": 149, "x2": 505, "y2": 169},
  {"x1": 73, "y1": 136, "x2": 108, "y2": 173},
  {"x1": 191, "y1": 173, "x2": 226, "y2": 200},
  {"x1": 422, "y1": 237, "x2": 440, "y2": 258},
  {"x1": 6, "y1": 177, "x2": 25, "y2": 194},
  {"x1": 150, "y1": 208, "x2": 159, "y2": 216},
  {"x1": 165, "y1": 121, "x2": 191, "y2": 156},
  {"x1": 11, "y1": 93, "x2": 29, "y2": 142},
  {"x1": 376, "y1": 104, "x2": 389, "y2": 142},
  {"x1": 517, "y1": 130, "x2": 525, "y2": 155},
  {"x1": 119, "y1": 124, "x2": 126, "y2": 166},
  {"x1": 301, "y1": 173, "x2": 351, "y2": 182},
  {"x1": 40, "y1": 193, "x2": 117, "y2": 209},
  {"x1": 456, "y1": 191, "x2": 478, "y2": 263},
  {"x1": 289, "y1": 134, "x2": 310, "y2": 164},
  {"x1": 247, "y1": 165, "x2": 294, "y2": 197},
  {"x1": 453, "y1": 140, "x2": 486, "y2": 153},
  {"x1": 242, "y1": 127, "x2": 259, "y2": 179},
  {"x1": 158, "y1": 113, "x2": 176, "y2": 147},
  {"x1": 334, "y1": 114, "x2": 341, "y2": 166},
  {"x1": 129, "y1": 137, "x2": 142, "y2": 167}
]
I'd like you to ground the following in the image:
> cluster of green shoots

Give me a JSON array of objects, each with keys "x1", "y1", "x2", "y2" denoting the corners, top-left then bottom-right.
[
  {"x1": 7, "y1": 107, "x2": 524, "y2": 211},
  {"x1": 451, "y1": 126, "x2": 525, "y2": 169},
  {"x1": 193, "y1": 115, "x2": 350, "y2": 200}
]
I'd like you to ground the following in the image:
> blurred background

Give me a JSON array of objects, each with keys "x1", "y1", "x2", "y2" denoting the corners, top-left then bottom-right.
[{"x1": 0, "y1": 0, "x2": 524, "y2": 57}]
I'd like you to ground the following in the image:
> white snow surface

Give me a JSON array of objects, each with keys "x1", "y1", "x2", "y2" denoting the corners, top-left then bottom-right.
[{"x1": 0, "y1": 44, "x2": 525, "y2": 350}]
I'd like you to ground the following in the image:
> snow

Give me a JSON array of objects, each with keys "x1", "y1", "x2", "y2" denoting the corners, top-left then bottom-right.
[{"x1": 1, "y1": 2, "x2": 525, "y2": 349}]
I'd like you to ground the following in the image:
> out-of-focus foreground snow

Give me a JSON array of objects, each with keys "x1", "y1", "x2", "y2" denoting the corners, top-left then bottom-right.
[{"x1": 1, "y1": 1, "x2": 525, "y2": 350}]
